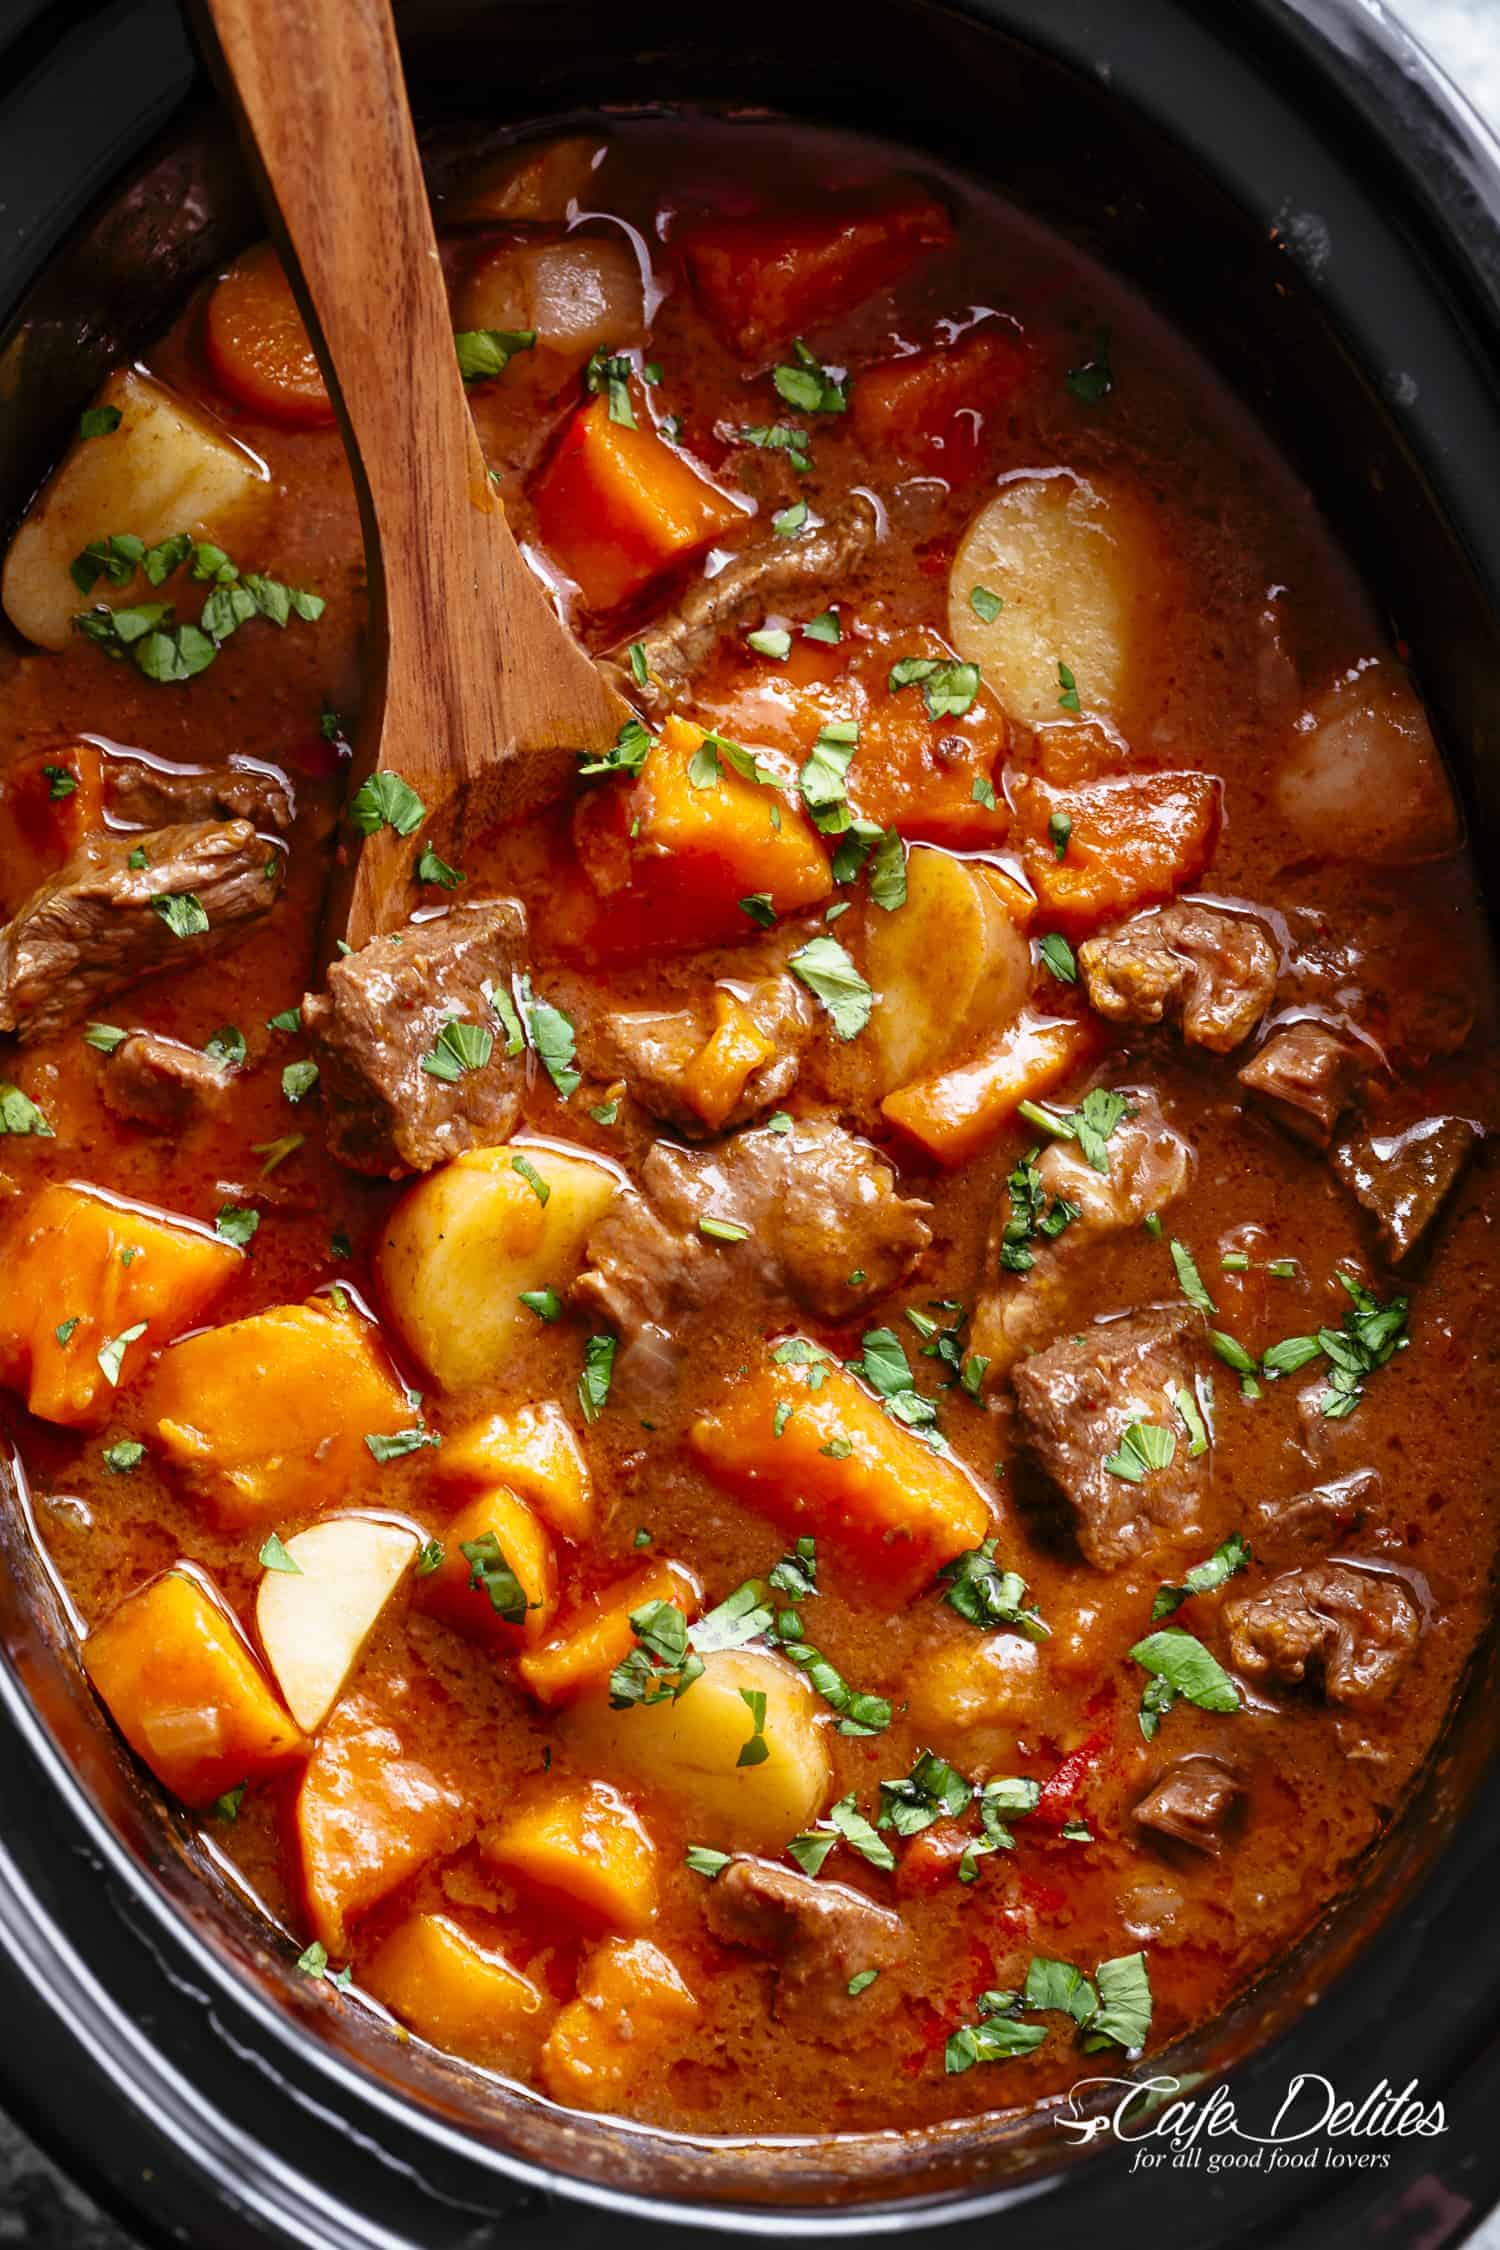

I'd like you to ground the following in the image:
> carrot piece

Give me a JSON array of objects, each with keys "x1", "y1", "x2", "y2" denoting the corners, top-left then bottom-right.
[
  {"x1": 568, "y1": 714, "x2": 831, "y2": 957},
  {"x1": 148, "y1": 1297, "x2": 410, "y2": 1526},
  {"x1": 417, "y1": 1487, "x2": 558, "y2": 1648},
  {"x1": 517, "y1": 1559, "x2": 703, "y2": 1708},
  {"x1": 851, "y1": 329, "x2": 1030, "y2": 477},
  {"x1": 678, "y1": 989, "x2": 776, "y2": 1130},
  {"x1": 203, "y1": 242, "x2": 335, "y2": 428},
  {"x1": 532, "y1": 393, "x2": 746, "y2": 612},
  {"x1": 83, "y1": 1566, "x2": 305, "y2": 1808},
  {"x1": 882, "y1": 1009, "x2": 1099, "y2": 1168},
  {"x1": 294, "y1": 1690, "x2": 472, "y2": 1953},
  {"x1": 0, "y1": 1183, "x2": 240, "y2": 1429},
  {"x1": 435, "y1": 1400, "x2": 593, "y2": 1543},
  {"x1": 0, "y1": 742, "x2": 107, "y2": 915},
  {"x1": 540, "y1": 1937, "x2": 698, "y2": 2109},
  {"x1": 690, "y1": 1357, "x2": 990, "y2": 1594},
  {"x1": 1014, "y1": 771, "x2": 1221, "y2": 933},
  {"x1": 678, "y1": 190, "x2": 953, "y2": 360},
  {"x1": 483, "y1": 1779, "x2": 657, "y2": 1933},
  {"x1": 364, "y1": 1912, "x2": 545, "y2": 2064}
]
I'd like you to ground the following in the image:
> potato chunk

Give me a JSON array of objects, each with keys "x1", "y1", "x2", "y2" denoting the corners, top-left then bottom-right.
[
  {"x1": 376, "y1": 1142, "x2": 621, "y2": 1392},
  {"x1": 540, "y1": 1937, "x2": 697, "y2": 2110},
  {"x1": 865, "y1": 846, "x2": 1031, "y2": 1092},
  {"x1": 149, "y1": 1298, "x2": 411, "y2": 1526},
  {"x1": 84, "y1": 1567, "x2": 305, "y2": 1807},
  {"x1": 1276, "y1": 660, "x2": 1458, "y2": 865},
  {"x1": 2, "y1": 369, "x2": 264, "y2": 650},
  {"x1": 906, "y1": 1631, "x2": 1044, "y2": 1734},
  {"x1": 295, "y1": 1691, "x2": 471, "y2": 1952},
  {"x1": 566, "y1": 1648, "x2": 830, "y2": 1851},
  {"x1": 0, "y1": 1182, "x2": 240, "y2": 1429},
  {"x1": 365, "y1": 1912, "x2": 545, "y2": 2065},
  {"x1": 691, "y1": 1357, "x2": 990, "y2": 1593},
  {"x1": 483, "y1": 1779, "x2": 657, "y2": 1932},
  {"x1": 417, "y1": 1486, "x2": 558, "y2": 1647},
  {"x1": 256, "y1": 1516, "x2": 418, "y2": 1732},
  {"x1": 457, "y1": 237, "x2": 644, "y2": 378},
  {"x1": 947, "y1": 472, "x2": 1160, "y2": 728},
  {"x1": 434, "y1": 1400, "x2": 593, "y2": 1542}
]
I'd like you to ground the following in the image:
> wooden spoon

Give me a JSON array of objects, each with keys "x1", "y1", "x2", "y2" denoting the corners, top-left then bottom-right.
[{"x1": 195, "y1": 0, "x2": 631, "y2": 950}]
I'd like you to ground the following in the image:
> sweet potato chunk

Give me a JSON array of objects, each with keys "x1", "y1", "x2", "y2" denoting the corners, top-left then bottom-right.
[
  {"x1": 679, "y1": 189, "x2": 952, "y2": 360},
  {"x1": 0, "y1": 1182, "x2": 240, "y2": 1429},
  {"x1": 435, "y1": 1401, "x2": 593, "y2": 1543},
  {"x1": 540, "y1": 1938, "x2": 698, "y2": 2109},
  {"x1": 679, "y1": 989, "x2": 777, "y2": 1131},
  {"x1": 517, "y1": 1559, "x2": 702, "y2": 1707},
  {"x1": 569, "y1": 715, "x2": 831, "y2": 955},
  {"x1": 364, "y1": 1912, "x2": 545, "y2": 2064},
  {"x1": 851, "y1": 329, "x2": 1029, "y2": 477},
  {"x1": 691, "y1": 1357, "x2": 989, "y2": 1593},
  {"x1": 0, "y1": 741, "x2": 108, "y2": 916},
  {"x1": 295, "y1": 1691, "x2": 471, "y2": 1952},
  {"x1": 532, "y1": 395, "x2": 746, "y2": 612},
  {"x1": 149, "y1": 1298, "x2": 410, "y2": 1526},
  {"x1": 84, "y1": 1567, "x2": 305, "y2": 1808},
  {"x1": 417, "y1": 1487, "x2": 558, "y2": 1647},
  {"x1": 1014, "y1": 773, "x2": 1220, "y2": 934},
  {"x1": 483, "y1": 1779, "x2": 657, "y2": 1932},
  {"x1": 882, "y1": 1009, "x2": 1099, "y2": 1167}
]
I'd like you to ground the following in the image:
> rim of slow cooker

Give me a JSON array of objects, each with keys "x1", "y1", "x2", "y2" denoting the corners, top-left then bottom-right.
[{"x1": 1, "y1": 2, "x2": 1498, "y2": 2246}]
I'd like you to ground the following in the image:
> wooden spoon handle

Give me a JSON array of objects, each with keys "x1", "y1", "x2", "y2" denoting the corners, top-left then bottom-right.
[{"x1": 196, "y1": 0, "x2": 627, "y2": 943}]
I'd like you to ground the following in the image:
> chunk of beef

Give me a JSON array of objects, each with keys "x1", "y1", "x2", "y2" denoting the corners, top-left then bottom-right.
[
  {"x1": 1332, "y1": 1115, "x2": 1479, "y2": 1262},
  {"x1": 1078, "y1": 903, "x2": 1277, "y2": 1053},
  {"x1": 703, "y1": 1855, "x2": 908, "y2": 2024},
  {"x1": 302, "y1": 901, "x2": 528, "y2": 1179},
  {"x1": 1239, "y1": 1018, "x2": 1365, "y2": 1148},
  {"x1": 0, "y1": 821, "x2": 284, "y2": 1044},
  {"x1": 1011, "y1": 1305, "x2": 1207, "y2": 1569},
  {"x1": 575, "y1": 1115, "x2": 931, "y2": 1373},
  {"x1": 1224, "y1": 1562, "x2": 1420, "y2": 1707},
  {"x1": 609, "y1": 496, "x2": 878, "y2": 714},
  {"x1": 99, "y1": 1031, "x2": 235, "y2": 1131},
  {"x1": 971, "y1": 1091, "x2": 1192, "y2": 1377},
  {"x1": 1133, "y1": 1756, "x2": 1244, "y2": 1856},
  {"x1": 579, "y1": 974, "x2": 814, "y2": 1138},
  {"x1": 1253, "y1": 1468, "x2": 1380, "y2": 1556},
  {"x1": 106, "y1": 755, "x2": 293, "y2": 834}
]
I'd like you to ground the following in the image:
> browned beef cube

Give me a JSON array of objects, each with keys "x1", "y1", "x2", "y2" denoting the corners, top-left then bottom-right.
[
  {"x1": 1333, "y1": 1114, "x2": 1479, "y2": 1261},
  {"x1": 1238, "y1": 1018, "x2": 1364, "y2": 1147},
  {"x1": 302, "y1": 900, "x2": 528, "y2": 1178},
  {"x1": 106, "y1": 754, "x2": 293, "y2": 834},
  {"x1": 99, "y1": 1031, "x2": 236, "y2": 1131},
  {"x1": 578, "y1": 972, "x2": 814, "y2": 1137},
  {"x1": 1253, "y1": 1468, "x2": 1380, "y2": 1556},
  {"x1": 0, "y1": 821, "x2": 284, "y2": 1044},
  {"x1": 1010, "y1": 1305, "x2": 1207, "y2": 1569},
  {"x1": 1079, "y1": 903, "x2": 1277, "y2": 1053},
  {"x1": 1133, "y1": 1756, "x2": 1244, "y2": 1855},
  {"x1": 574, "y1": 1114, "x2": 931, "y2": 1370},
  {"x1": 1224, "y1": 1562, "x2": 1419, "y2": 1707},
  {"x1": 703, "y1": 1855, "x2": 908, "y2": 2024}
]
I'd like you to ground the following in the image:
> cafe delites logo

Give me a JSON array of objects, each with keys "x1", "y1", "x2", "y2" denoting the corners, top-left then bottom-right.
[{"x1": 1056, "y1": 2072, "x2": 1448, "y2": 2175}]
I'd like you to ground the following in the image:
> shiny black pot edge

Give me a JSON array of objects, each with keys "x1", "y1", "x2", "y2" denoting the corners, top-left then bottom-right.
[{"x1": 0, "y1": 2, "x2": 1498, "y2": 2246}]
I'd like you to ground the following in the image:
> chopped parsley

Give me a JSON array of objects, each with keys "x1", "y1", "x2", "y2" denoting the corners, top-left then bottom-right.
[
  {"x1": 454, "y1": 328, "x2": 535, "y2": 382},
  {"x1": 259, "y1": 1532, "x2": 301, "y2": 1575},
  {"x1": 772, "y1": 499, "x2": 809, "y2": 538},
  {"x1": 1169, "y1": 1238, "x2": 1216, "y2": 1315},
  {"x1": 578, "y1": 1332, "x2": 616, "y2": 1423},
  {"x1": 83, "y1": 1023, "x2": 128, "y2": 1054},
  {"x1": 584, "y1": 350, "x2": 636, "y2": 426},
  {"x1": 281, "y1": 1059, "x2": 319, "y2": 1104},
  {"x1": 0, "y1": 1084, "x2": 52, "y2": 1136},
  {"x1": 1262, "y1": 1271, "x2": 1409, "y2": 1418},
  {"x1": 803, "y1": 609, "x2": 841, "y2": 643},
  {"x1": 349, "y1": 770, "x2": 427, "y2": 838},
  {"x1": 415, "y1": 846, "x2": 463, "y2": 889},
  {"x1": 737, "y1": 422, "x2": 812, "y2": 475},
  {"x1": 214, "y1": 1204, "x2": 260, "y2": 1249},
  {"x1": 102, "y1": 1439, "x2": 144, "y2": 1474},
  {"x1": 421, "y1": 1018, "x2": 493, "y2": 1083},
  {"x1": 460, "y1": 1532, "x2": 531, "y2": 1622},
  {"x1": 938, "y1": 1540, "x2": 1049, "y2": 1639},
  {"x1": 1037, "y1": 931, "x2": 1077, "y2": 985},
  {"x1": 788, "y1": 935, "x2": 873, "y2": 1041},
  {"x1": 946, "y1": 1950, "x2": 1150, "y2": 2073},
  {"x1": 798, "y1": 719, "x2": 860, "y2": 833},
  {"x1": 685, "y1": 1845, "x2": 732, "y2": 1879},
  {"x1": 151, "y1": 892, "x2": 210, "y2": 939},
  {"x1": 887, "y1": 655, "x2": 982, "y2": 721},
  {"x1": 609, "y1": 1600, "x2": 703, "y2": 1706},
  {"x1": 1056, "y1": 659, "x2": 1082, "y2": 714},
  {"x1": 96, "y1": 1322, "x2": 146, "y2": 1387},
  {"x1": 519, "y1": 1286, "x2": 562, "y2": 1322},
  {"x1": 1048, "y1": 810, "x2": 1073, "y2": 860},
  {"x1": 514, "y1": 974, "x2": 581, "y2": 1099},
  {"x1": 1130, "y1": 1626, "x2": 1240, "y2": 1739},
  {"x1": 1016, "y1": 1086, "x2": 1130, "y2": 1175},
  {"x1": 998, "y1": 1147, "x2": 1080, "y2": 1273},
  {"x1": 1151, "y1": 1530, "x2": 1251, "y2": 1621},
  {"x1": 79, "y1": 404, "x2": 123, "y2": 439},
  {"x1": 1065, "y1": 327, "x2": 1114, "y2": 405},
  {"x1": 1102, "y1": 1419, "x2": 1177, "y2": 1484},
  {"x1": 771, "y1": 340, "x2": 847, "y2": 415},
  {"x1": 970, "y1": 585, "x2": 1003, "y2": 624},
  {"x1": 747, "y1": 625, "x2": 792, "y2": 661}
]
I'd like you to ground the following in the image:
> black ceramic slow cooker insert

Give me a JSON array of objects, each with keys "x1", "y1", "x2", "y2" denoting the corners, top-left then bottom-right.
[{"x1": 1, "y1": 2, "x2": 1498, "y2": 2245}]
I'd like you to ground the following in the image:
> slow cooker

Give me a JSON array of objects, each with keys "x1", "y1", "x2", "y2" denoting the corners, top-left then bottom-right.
[{"x1": 1, "y1": 1, "x2": 1498, "y2": 2243}]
